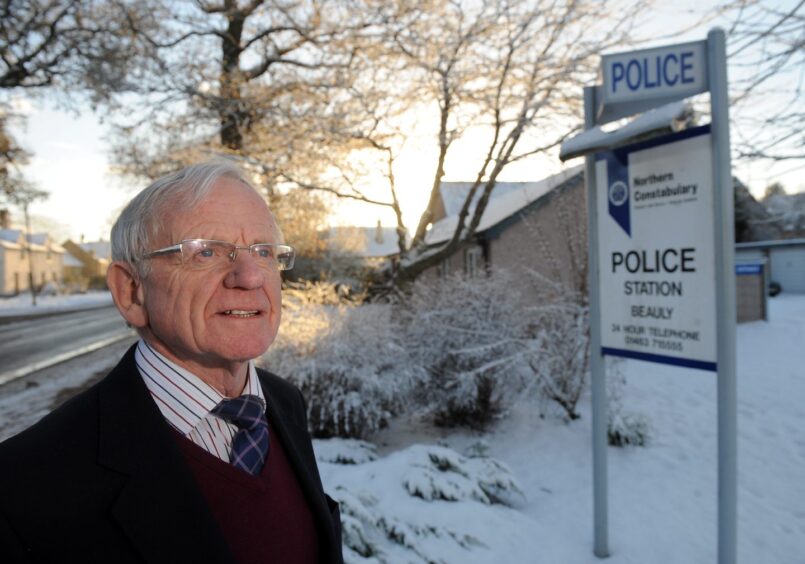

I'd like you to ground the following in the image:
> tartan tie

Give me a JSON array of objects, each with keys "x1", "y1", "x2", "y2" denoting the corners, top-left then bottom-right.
[{"x1": 212, "y1": 394, "x2": 270, "y2": 475}]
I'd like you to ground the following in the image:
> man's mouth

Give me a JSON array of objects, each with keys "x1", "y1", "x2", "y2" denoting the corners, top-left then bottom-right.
[{"x1": 222, "y1": 309, "x2": 260, "y2": 318}]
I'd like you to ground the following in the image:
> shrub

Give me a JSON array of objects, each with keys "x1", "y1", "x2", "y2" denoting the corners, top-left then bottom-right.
[
  {"x1": 264, "y1": 294, "x2": 421, "y2": 439},
  {"x1": 400, "y1": 272, "x2": 530, "y2": 429},
  {"x1": 606, "y1": 362, "x2": 650, "y2": 447},
  {"x1": 314, "y1": 440, "x2": 527, "y2": 563},
  {"x1": 524, "y1": 294, "x2": 589, "y2": 421}
]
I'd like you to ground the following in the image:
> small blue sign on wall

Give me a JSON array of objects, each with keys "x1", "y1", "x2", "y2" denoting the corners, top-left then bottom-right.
[{"x1": 735, "y1": 263, "x2": 762, "y2": 275}]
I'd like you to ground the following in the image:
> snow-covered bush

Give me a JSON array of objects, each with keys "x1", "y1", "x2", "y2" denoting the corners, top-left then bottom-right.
[
  {"x1": 523, "y1": 274, "x2": 589, "y2": 421},
  {"x1": 606, "y1": 363, "x2": 650, "y2": 447},
  {"x1": 401, "y1": 269, "x2": 590, "y2": 426},
  {"x1": 264, "y1": 301, "x2": 421, "y2": 439},
  {"x1": 400, "y1": 272, "x2": 530, "y2": 429},
  {"x1": 314, "y1": 439, "x2": 527, "y2": 563}
]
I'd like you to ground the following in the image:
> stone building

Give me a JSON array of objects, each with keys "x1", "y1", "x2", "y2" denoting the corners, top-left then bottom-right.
[
  {"x1": 422, "y1": 166, "x2": 586, "y2": 297},
  {"x1": 0, "y1": 229, "x2": 65, "y2": 296}
]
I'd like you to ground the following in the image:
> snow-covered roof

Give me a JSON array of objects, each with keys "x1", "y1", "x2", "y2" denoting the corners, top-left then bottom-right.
[
  {"x1": 0, "y1": 229, "x2": 24, "y2": 244},
  {"x1": 0, "y1": 229, "x2": 63, "y2": 252},
  {"x1": 28, "y1": 233, "x2": 49, "y2": 245},
  {"x1": 425, "y1": 165, "x2": 584, "y2": 246},
  {"x1": 439, "y1": 182, "x2": 533, "y2": 218},
  {"x1": 328, "y1": 226, "x2": 405, "y2": 258},
  {"x1": 80, "y1": 240, "x2": 112, "y2": 260}
]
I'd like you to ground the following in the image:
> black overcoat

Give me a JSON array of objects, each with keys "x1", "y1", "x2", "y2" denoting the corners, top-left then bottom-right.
[{"x1": 0, "y1": 345, "x2": 343, "y2": 563}]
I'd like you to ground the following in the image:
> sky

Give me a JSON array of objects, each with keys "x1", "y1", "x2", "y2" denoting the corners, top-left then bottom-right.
[{"x1": 6, "y1": 1, "x2": 803, "y2": 243}]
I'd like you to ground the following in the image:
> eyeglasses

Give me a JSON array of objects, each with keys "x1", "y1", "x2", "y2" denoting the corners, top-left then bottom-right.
[{"x1": 141, "y1": 239, "x2": 295, "y2": 271}]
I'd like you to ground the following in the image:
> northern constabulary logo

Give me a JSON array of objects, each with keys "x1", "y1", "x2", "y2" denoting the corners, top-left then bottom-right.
[
  {"x1": 601, "y1": 151, "x2": 631, "y2": 237},
  {"x1": 608, "y1": 181, "x2": 628, "y2": 207}
]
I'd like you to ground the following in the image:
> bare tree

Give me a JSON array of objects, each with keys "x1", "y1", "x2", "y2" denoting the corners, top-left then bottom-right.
[
  {"x1": 722, "y1": 0, "x2": 804, "y2": 163},
  {"x1": 103, "y1": 0, "x2": 388, "y2": 173},
  {"x1": 76, "y1": 0, "x2": 645, "y2": 288},
  {"x1": 392, "y1": 0, "x2": 643, "y2": 285},
  {"x1": 274, "y1": 0, "x2": 645, "y2": 288},
  {"x1": 0, "y1": 0, "x2": 134, "y2": 94}
]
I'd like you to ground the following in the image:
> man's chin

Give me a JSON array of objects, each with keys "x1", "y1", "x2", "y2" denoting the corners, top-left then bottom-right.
[{"x1": 213, "y1": 338, "x2": 273, "y2": 364}]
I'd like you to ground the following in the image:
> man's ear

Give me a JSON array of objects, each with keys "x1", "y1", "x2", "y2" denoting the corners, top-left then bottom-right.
[{"x1": 107, "y1": 261, "x2": 148, "y2": 329}]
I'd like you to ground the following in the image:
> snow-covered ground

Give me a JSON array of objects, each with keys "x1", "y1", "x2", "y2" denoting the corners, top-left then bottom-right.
[
  {"x1": 1, "y1": 292, "x2": 803, "y2": 563},
  {"x1": 316, "y1": 294, "x2": 805, "y2": 564},
  {"x1": 0, "y1": 290, "x2": 113, "y2": 318}
]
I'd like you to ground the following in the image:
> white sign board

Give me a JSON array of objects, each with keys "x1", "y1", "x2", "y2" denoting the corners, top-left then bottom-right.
[
  {"x1": 601, "y1": 40, "x2": 708, "y2": 106},
  {"x1": 596, "y1": 125, "x2": 717, "y2": 371}
]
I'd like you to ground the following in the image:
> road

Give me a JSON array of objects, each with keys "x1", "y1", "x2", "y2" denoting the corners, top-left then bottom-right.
[{"x1": 0, "y1": 306, "x2": 135, "y2": 386}]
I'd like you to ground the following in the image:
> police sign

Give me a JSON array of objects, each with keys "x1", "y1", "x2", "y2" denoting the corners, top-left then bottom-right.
[
  {"x1": 596, "y1": 125, "x2": 717, "y2": 371},
  {"x1": 602, "y1": 40, "x2": 708, "y2": 105}
]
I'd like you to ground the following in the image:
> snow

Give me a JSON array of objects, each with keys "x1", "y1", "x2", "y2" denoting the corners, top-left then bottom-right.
[
  {"x1": 438, "y1": 182, "x2": 539, "y2": 218},
  {"x1": 0, "y1": 290, "x2": 113, "y2": 318},
  {"x1": 315, "y1": 294, "x2": 805, "y2": 563},
  {"x1": 559, "y1": 101, "x2": 694, "y2": 161}
]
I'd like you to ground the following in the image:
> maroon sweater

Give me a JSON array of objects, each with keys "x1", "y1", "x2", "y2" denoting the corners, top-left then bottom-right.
[{"x1": 175, "y1": 428, "x2": 320, "y2": 564}]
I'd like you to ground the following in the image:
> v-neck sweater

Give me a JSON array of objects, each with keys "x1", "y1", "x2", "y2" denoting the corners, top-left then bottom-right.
[{"x1": 174, "y1": 426, "x2": 320, "y2": 564}]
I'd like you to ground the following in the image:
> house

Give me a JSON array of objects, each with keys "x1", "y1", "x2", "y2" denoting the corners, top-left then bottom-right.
[
  {"x1": 422, "y1": 166, "x2": 587, "y2": 296},
  {"x1": 62, "y1": 239, "x2": 111, "y2": 290},
  {"x1": 0, "y1": 229, "x2": 65, "y2": 296},
  {"x1": 321, "y1": 221, "x2": 405, "y2": 279},
  {"x1": 422, "y1": 168, "x2": 781, "y2": 323}
]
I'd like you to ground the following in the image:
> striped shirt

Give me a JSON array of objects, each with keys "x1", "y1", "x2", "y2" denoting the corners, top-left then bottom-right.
[{"x1": 135, "y1": 339, "x2": 266, "y2": 463}]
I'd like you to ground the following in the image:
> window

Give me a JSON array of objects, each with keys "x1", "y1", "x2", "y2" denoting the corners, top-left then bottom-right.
[
  {"x1": 464, "y1": 246, "x2": 483, "y2": 278},
  {"x1": 439, "y1": 258, "x2": 450, "y2": 279}
]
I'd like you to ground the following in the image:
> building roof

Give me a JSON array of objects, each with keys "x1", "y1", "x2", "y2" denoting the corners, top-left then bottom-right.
[
  {"x1": 425, "y1": 165, "x2": 584, "y2": 246},
  {"x1": 328, "y1": 225, "x2": 404, "y2": 258},
  {"x1": 0, "y1": 229, "x2": 64, "y2": 252},
  {"x1": 80, "y1": 240, "x2": 112, "y2": 261},
  {"x1": 438, "y1": 182, "x2": 536, "y2": 218},
  {"x1": 0, "y1": 229, "x2": 24, "y2": 244},
  {"x1": 736, "y1": 238, "x2": 805, "y2": 250}
]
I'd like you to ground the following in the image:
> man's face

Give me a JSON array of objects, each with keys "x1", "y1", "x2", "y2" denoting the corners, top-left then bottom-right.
[{"x1": 139, "y1": 177, "x2": 283, "y2": 375}]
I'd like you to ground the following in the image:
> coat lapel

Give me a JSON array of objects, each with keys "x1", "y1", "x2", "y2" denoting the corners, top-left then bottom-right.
[
  {"x1": 95, "y1": 347, "x2": 233, "y2": 563},
  {"x1": 259, "y1": 374, "x2": 339, "y2": 558}
]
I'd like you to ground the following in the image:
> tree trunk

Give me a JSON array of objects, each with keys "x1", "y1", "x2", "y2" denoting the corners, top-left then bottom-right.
[{"x1": 220, "y1": 10, "x2": 246, "y2": 151}]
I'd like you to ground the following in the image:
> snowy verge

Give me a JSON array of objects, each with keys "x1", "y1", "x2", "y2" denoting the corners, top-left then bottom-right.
[{"x1": 0, "y1": 291, "x2": 113, "y2": 318}]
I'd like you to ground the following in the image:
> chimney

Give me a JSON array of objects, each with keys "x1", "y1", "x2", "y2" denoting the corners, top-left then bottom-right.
[
  {"x1": 375, "y1": 219, "x2": 384, "y2": 244},
  {"x1": 0, "y1": 208, "x2": 9, "y2": 229}
]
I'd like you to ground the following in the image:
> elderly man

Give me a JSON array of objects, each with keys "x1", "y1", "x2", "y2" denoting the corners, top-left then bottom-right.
[{"x1": 0, "y1": 162, "x2": 343, "y2": 563}]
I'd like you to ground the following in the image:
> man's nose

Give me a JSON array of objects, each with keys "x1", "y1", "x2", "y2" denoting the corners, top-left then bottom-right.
[{"x1": 223, "y1": 249, "x2": 265, "y2": 289}]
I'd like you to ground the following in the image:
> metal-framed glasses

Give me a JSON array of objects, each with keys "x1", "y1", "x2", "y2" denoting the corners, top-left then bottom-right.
[{"x1": 141, "y1": 239, "x2": 295, "y2": 271}]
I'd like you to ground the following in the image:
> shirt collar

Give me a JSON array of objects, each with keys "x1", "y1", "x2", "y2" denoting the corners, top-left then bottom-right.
[{"x1": 135, "y1": 339, "x2": 265, "y2": 435}]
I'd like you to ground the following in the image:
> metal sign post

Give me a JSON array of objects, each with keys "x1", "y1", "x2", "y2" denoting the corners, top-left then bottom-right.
[
  {"x1": 583, "y1": 85, "x2": 609, "y2": 558},
  {"x1": 565, "y1": 29, "x2": 736, "y2": 564},
  {"x1": 707, "y1": 28, "x2": 737, "y2": 564}
]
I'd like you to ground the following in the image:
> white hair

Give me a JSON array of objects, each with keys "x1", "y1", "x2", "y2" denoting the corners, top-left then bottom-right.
[{"x1": 110, "y1": 160, "x2": 263, "y2": 277}]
